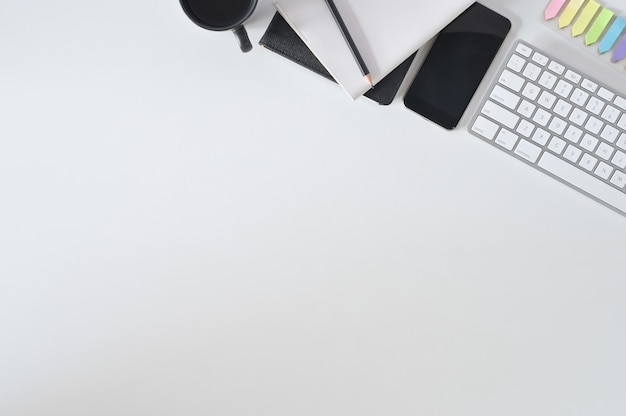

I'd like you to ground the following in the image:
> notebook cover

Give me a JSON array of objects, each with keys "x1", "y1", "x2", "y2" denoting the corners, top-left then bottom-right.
[{"x1": 259, "y1": 12, "x2": 415, "y2": 105}]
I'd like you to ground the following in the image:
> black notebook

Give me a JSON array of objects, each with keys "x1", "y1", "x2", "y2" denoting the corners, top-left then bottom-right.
[{"x1": 259, "y1": 12, "x2": 416, "y2": 105}]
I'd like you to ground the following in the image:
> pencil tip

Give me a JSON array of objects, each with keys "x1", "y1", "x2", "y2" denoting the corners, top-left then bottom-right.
[{"x1": 364, "y1": 74, "x2": 374, "y2": 88}]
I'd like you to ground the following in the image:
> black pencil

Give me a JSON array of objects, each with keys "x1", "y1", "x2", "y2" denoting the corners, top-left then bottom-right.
[{"x1": 323, "y1": 0, "x2": 373, "y2": 87}]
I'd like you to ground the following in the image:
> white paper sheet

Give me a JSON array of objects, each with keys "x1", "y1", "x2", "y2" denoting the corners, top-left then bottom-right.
[{"x1": 273, "y1": 0, "x2": 474, "y2": 99}]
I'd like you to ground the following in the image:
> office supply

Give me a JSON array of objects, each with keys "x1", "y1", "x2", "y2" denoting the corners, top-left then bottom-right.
[
  {"x1": 571, "y1": 0, "x2": 601, "y2": 37},
  {"x1": 585, "y1": 8, "x2": 614, "y2": 45},
  {"x1": 544, "y1": 0, "x2": 568, "y2": 20},
  {"x1": 272, "y1": 0, "x2": 473, "y2": 99},
  {"x1": 612, "y1": 34, "x2": 626, "y2": 62},
  {"x1": 543, "y1": 0, "x2": 626, "y2": 72},
  {"x1": 323, "y1": 0, "x2": 372, "y2": 87},
  {"x1": 258, "y1": 12, "x2": 415, "y2": 105},
  {"x1": 599, "y1": 17, "x2": 626, "y2": 54},
  {"x1": 469, "y1": 40, "x2": 626, "y2": 217},
  {"x1": 558, "y1": 0, "x2": 585, "y2": 28}
]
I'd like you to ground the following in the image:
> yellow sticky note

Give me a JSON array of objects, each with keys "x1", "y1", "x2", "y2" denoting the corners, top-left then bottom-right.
[
  {"x1": 572, "y1": 0, "x2": 601, "y2": 36},
  {"x1": 559, "y1": 0, "x2": 586, "y2": 28}
]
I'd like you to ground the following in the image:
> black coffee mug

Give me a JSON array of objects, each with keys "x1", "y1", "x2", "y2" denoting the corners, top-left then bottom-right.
[{"x1": 180, "y1": 0, "x2": 258, "y2": 53}]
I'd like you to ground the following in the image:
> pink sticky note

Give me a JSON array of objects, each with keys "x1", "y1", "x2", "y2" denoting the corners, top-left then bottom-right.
[{"x1": 544, "y1": 0, "x2": 568, "y2": 20}]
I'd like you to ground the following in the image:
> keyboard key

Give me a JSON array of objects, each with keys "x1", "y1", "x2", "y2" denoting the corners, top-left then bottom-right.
[
  {"x1": 516, "y1": 119, "x2": 535, "y2": 137},
  {"x1": 548, "y1": 60, "x2": 565, "y2": 75},
  {"x1": 611, "y1": 150, "x2": 626, "y2": 169},
  {"x1": 596, "y1": 142, "x2": 615, "y2": 160},
  {"x1": 570, "y1": 88, "x2": 589, "y2": 106},
  {"x1": 594, "y1": 161, "x2": 613, "y2": 180},
  {"x1": 610, "y1": 171, "x2": 626, "y2": 189},
  {"x1": 548, "y1": 116, "x2": 567, "y2": 135},
  {"x1": 584, "y1": 116, "x2": 603, "y2": 135},
  {"x1": 522, "y1": 62, "x2": 541, "y2": 81},
  {"x1": 515, "y1": 139, "x2": 542, "y2": 163},
  {"x1": 581, "y1": 78, "x2": 598, "y2": 92},
  {"x1": 554, "y1": 79, "x2": 573, "y2": 98},
  {"x1": 498, "y1": 70, "x2": 525, "y2": 92},
  {"x1": 522, "y1": 82, "x2": 540, "y2": 101},
  {"x1": 579, "y1": 153, "x2": 598, "y2": 171},
  {"x1": 564, "y1": 145, "x2": 583, "y2": 163},
  {"x1": 516, "y1": 43, "x2": 533, "y2": 57},
  {"x1": 616, "y1": 134, "x2": 626, "y2": 151},
  {"x1": 539, "y1": 152, "x2": 626, "y2": 212},
  {"x1": 564, "y1": 125, "x2": 583, "y2": 143},
  {"x1": 554, "y1": 99, "x2": 572, "y2": 118},
  {"x1": 517, "y1": 100, "x2": 536, "y2": 118},
  {"x1": 532, "y1": 52, "x2": 549, "y2": 66},
  {"x1": 600, "y1": 105, "x2": 620, "y2": 123},
  {"x1": 533, "y1": 108, "x2": 551, "y2": 126},
  {"x1": 538, "y1": 91, "x2": 557, "y2": 109},
  {"x1": 615, "y1": 96, "x2": 626, "y2": 111},
  {"x1": 495, "y1": 128, "x2": 519, "y2": 150},
  {"x1": 601, "y1": 125, "x2": 620, "y2": 143},
  {"x1": 598, "y1": 87, "x2": 614, "y2": 101},
  {"x1": 565, "y1": 69, "x2": 581, "y2": 84},
  {"x1": 507, "y1": 54, "x2": 526, "y2": 72},
  {"x1": 548, "y1": 137, "x2": 566, "y2": 154},
  {"x1": 569, "y1": 108, "x2": 588, "y2": 126},
  {"x1": 617, "y1": 114, "x2": 626, "y2": 130},
  {"x1": 585, "y1": 96, "x2": 604, "y2": 115},
  {"x1": 532, "y1": 128, "x2": 551, "y2": 146},
  {"x1": 538, "y1": 71, "x2": 557, "y2": 89},
  {"x1": 581, "y1": 134, "x2": 599, "y2": 152},
  {"x1": 471, "y1": 116, "x2": 500, "y2": 140},
  {"x1": 490, "y1": 85, "x2": 520, "y2": 110},
  {"x1": 482, "y1": 101, "x2": 520, "y2": 129}
]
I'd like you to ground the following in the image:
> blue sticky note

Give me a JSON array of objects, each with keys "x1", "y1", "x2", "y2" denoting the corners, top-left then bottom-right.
[{"x1": 599, "y1": 16, "x2": 626, "y2": 54}]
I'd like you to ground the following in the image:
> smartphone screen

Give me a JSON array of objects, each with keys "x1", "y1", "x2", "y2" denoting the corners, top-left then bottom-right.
[{"x1": 403, "y1": 2, "x2": 511, "y2": 129}]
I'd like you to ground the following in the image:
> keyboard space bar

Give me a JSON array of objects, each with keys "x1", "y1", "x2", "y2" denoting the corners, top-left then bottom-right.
[{"x1": 538, "y1": 152, "x2": 626, "y2": 215}]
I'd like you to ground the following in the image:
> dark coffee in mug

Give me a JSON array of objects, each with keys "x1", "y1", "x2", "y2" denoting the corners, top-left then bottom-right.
[
  {"x1": 180, "y1": 0, "x2": 258, "y2": 52},
  {"x1": 184, "y1": 0, "x2": 254, "y2": 29}
]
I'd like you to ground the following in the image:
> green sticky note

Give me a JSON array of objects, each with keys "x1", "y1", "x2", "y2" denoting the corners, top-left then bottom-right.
[{"x1": 585, "y1": 8, "x2": 615, "y2": 45}]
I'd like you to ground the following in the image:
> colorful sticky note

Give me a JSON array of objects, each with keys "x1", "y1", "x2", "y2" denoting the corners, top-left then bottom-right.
[
  {"x1": 572, "y1": 0, "x2": 601, "y2": 36},
  {"x1": 559, "y1": 0, "x2": 586, "y2": 28},
  {"x1": 585, "y1": 8, "x2": 615, "y2": 45},
  {"x1": 544, "y1": 0, "x2": 568, "y2": 20},
  {"x1": 611, "y1": 33, "x2": 626, "y2": 62},
  {"x1": 599, "y1": 16, "x2": 626, "y2": 54}
]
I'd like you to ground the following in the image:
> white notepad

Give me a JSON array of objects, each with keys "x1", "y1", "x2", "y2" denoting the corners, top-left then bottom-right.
[{"x1": 273, "y1": 0, "x2": 474, "y2": 99}]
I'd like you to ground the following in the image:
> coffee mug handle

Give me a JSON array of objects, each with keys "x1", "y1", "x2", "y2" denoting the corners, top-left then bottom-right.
[{"x1": 233, "y1": 26, "x2": 252, "y2": 53}]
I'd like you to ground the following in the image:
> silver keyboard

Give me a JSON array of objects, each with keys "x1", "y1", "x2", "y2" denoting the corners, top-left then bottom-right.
[{"x1": 469, "y1": 40, "x2": 626, "y2": 217}]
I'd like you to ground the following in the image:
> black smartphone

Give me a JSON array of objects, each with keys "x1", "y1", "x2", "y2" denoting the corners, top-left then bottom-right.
[{"x1": 403, "y1": 2, "x2": 511, "y2": 129}]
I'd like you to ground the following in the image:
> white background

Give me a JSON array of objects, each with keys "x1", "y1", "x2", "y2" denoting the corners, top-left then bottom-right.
[{"x1": 1, "y1": 0, "x2": 626, "y2": 415}]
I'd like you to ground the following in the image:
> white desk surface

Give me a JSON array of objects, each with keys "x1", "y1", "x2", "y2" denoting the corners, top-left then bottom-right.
[{"x1": 2, "y1": 0, "x2": 626, "y2": 414}]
